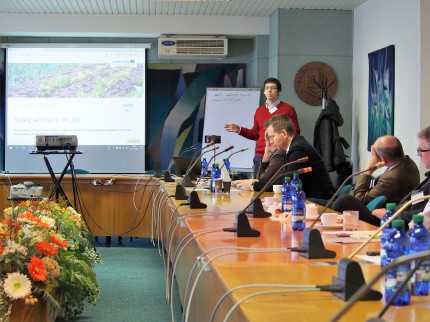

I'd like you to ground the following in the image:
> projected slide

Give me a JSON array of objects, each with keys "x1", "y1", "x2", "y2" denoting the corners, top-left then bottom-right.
[{"x1": 5, "y1": 47, "x2": 146, "y2": 173}]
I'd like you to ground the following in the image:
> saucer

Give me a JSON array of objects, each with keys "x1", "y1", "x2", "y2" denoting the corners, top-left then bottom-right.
[
  {"x1": 317, "y1": 224, "x2": 343, "y2": 230},
  {"x1": 306, "y1": 216, "x2": 319, "y2": 221}
]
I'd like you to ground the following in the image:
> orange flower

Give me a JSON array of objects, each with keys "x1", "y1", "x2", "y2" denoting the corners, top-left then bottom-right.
[
  {"x1": 28, "y1": 256, "x2": 47, "y2": 281},
  {"x1": 0, "y1": 243, "x2": 4, "y2": 255},
  {"x1": 50, "y1": 234, "x2": 68, "y2": 249},
  {"x1": 35, "y1": 241, "x2": 58, "y2": 256},
  {"x1": 18, "y1": 212, "x2": 50, "y2": 230}
]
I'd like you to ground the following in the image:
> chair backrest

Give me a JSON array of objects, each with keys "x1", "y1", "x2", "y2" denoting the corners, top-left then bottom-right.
[
  {"x1": 65, "y1": 168, "x2": 90, "y2": 174},
  {"x1": 337, "y1": 184, "x2": 352, "y2": 197},
  {"x1": 366, "y1": 195, "x2": 387, "y2": 211}
]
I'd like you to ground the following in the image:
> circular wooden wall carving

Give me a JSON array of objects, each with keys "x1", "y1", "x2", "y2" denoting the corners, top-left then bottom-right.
[{"x1": 294, "y1": 61, "x2": 338, "y2": 106}]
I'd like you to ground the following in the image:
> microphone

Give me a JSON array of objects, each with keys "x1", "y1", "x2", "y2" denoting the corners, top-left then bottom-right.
[
  {"x1": 174, "y1": 146, "x2": 219, "y2": 200},
  {"x1": 298, "y1": 161, "x2": 387, "y2": 260},
  {"x1": 219, "y1": 147, "x2": 249, "y2": 171},
  {"x1": 248, "y1": 167, "x2": 312, "y2": 218},
  {"x1": 182, "y1": 142, "x2": 219, "y2": 184},
  {"x1": 310, "y1": 161, "x2": 386, "y2": 228},
  {"x1": 202, "y1": 140, "x2": 217, "y2": 149},
  {"x1": 192, "y1": 146, "x2": 236, "y2": 190},
  {"x1": 240, "y1": 156, "x2": 310, "y2": 218},
  {"x1": 331, "y1": 249, "x2": 430, "y2": 321},
  {"x1": 164, "y1": 145, "x2": 198, "y2": 182},
  {"x1": 330, "y1": 195, "x2": 430, "y2": 302},
  {"x1": 182, "y1": 146, "x2": 220, "y2": 187},
  {"x1": 221, "y1": 167, "x2": 312, "y2": 238},
  {"x1": 187, "y1": 146, "x2": 235, "y2": 209}
]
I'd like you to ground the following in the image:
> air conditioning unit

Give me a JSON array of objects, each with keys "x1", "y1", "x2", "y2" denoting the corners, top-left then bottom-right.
[{"x1": 158, "y1": 36, "x2": 228, "y2": 59}]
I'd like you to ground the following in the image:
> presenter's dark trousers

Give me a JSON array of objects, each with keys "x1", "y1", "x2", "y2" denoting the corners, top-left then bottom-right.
[{"x1": 253, "y1": 155, "x2": 263, "y2": 179}]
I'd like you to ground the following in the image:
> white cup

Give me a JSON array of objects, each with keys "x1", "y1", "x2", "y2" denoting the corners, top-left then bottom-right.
[
  {"x1": 305, "y1": 203, "x2": 319, "y2": 220},
  {"x1": 264, "y1": 196, "x2": 279, "y2": 207},
  {"x1": 273, "y1": 185, "x2": 283, "y2": 194},
  {"x1": 321, "y1": 212, "x2": 338, "y2": 226}
]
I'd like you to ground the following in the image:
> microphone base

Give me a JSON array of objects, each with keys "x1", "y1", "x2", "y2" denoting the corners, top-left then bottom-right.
[
  {"x1": 183, "y1": 174, "x2": 194, "y2": 187},
  {"x1": 247, "y1": 197, "x2": 271, "y2": 218},
  {"x1": 235, "y1": 212, "x2": 260, "y2": 237},
  {"x1": 188, "y1": 191, "x2": 207, "y2": 209},
  {"x1": 331, "y1": 258, "x2": 382, "y2": 301},
  {"x1": 299, "y1": 228, "x2": 337, "y2": 259},
  {"x1": 174, "y1": 184, "x2": 188, "y2": 200},
  {"x1": 164, "y1": 170, "x2": 175, "y2": 182}
]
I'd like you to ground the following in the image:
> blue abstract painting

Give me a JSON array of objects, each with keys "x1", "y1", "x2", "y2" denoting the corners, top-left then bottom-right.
[{"x1": 367, "y1": 45, "x2": 395, "y2": 150}]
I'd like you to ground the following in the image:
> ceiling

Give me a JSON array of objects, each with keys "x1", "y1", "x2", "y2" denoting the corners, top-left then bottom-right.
[{"x1": 0, "y1": 0, "x2": 368, "y2": 16}]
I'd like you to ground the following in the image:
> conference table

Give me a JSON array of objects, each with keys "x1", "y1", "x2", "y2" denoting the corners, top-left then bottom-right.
[{"x1": 158, "y1": 181, "x2": 430, "y2": 322}]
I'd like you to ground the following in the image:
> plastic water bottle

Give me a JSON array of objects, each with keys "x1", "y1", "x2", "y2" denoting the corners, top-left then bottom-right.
[
  {"x1": 223, "y1": 158, "x2": 231, "y2": 171},
  {"x1": 380, "y1": 203, "x2": 396, "y2": 268},
  {"x1": 211, "y1": 163, "x2": 221, "y2": 193},
  {"x1": 408, "y1": 214, "x2": 430, "y2": 296},
  {"x1": 201, "y1": 158, "x2": 208, "y2": 177},
  {"x1": 281, "y1": 176, "x2": 292, "y2": 214},
  {"x1": 384, "y1": 219, "x2": 411, "y2": 306},
  {"x1": 291, "y1": 172, "x2": 302, "y2": 188},
  {"x1": 291, "y1": 183, "x2": 306, "y2": 231}
]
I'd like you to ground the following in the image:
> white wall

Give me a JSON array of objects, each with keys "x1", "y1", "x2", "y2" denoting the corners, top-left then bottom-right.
[
  {"x1": 0, "y1": 14, "x2": 268, "y2": 38},
  {"x1": 421, "y1": 0, "x2": 430, "y2": 146},
  {"x1": 353, "y1": 0, "x2": 424, "y2": 177}
]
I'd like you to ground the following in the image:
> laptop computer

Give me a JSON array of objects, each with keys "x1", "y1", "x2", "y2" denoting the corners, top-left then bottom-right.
[{"x1": 172, "y1": 156, "x2": 202, "y2": 176}]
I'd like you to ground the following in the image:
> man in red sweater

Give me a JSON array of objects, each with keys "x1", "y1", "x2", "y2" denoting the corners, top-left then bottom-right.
[{"x1": 224, "y1": 77, "x2": 300, "y2": 176}]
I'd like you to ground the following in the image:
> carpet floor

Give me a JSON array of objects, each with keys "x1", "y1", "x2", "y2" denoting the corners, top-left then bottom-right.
[{"x1": 70, "y1": 237, "x2": 182, "y2": 322}]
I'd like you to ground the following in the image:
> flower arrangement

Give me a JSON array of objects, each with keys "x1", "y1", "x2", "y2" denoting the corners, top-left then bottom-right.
[{"x1": 0, "y1": 200, "x2": 102, "y2": 321}]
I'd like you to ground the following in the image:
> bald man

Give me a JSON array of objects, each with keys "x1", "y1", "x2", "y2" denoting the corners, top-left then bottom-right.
[
  {"x1": 333, "y1": 130, "x2": 427, "y2": 227},
  {"x1": 332, "y1": 136, "x2": 420, "y2": 225},
  {"x1": 352, "y1": 135, "x2": 419, "y2": 205}
]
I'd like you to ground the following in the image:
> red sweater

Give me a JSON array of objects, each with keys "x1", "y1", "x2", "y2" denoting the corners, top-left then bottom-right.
[{"x1": 239, "y1": 101, "x2": 300, "y2": 157}]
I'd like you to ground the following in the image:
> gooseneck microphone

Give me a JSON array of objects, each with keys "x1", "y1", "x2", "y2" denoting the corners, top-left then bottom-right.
[
  {"x1": 164, "y1": 145, "x2": 197, "y2": 182},
  {"x1": 297, "y1": 161, "x2": 386, "y2": 260},
  {"x1": 309, "y1": 161, "x2": 386, "y2": 229},
  {"x1": 348, "y1": 194, "x2": 430, "y2": 259},
  {"x1": 192, "y1": 146, "x2": 236, "y2": 190},
  {"x1": 242, "y1": 156, "x2": 310, "y2": 218},
  {"x1": 331, "y1": 250, "x2": 430, "y2": 321},
  {"x1": 175, "y1": 146, "x2": 219, "y2": 200},
  {"x1": 182, "y1": 146, "x2": 220, "y2": 187},
  {"x1": 222, "y1": 157, "x2": 310, "y2": 238},
  {"x1": 330, "y1": 195, "x2": 430, "y2": 303},
  {"x1": 219, "y1": 147, "x2": 249, "y2": 171},
  {"x1": 187, "y1": 146, "x2": 235, "y2": 209},
  {"x1": 180, "y1": 140, "x2": 218, "y2": 184}
]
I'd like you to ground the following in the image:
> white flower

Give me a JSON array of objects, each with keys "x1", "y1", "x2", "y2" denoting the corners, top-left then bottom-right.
[
  {"x1": 22, "y1": 227, "x2": 44, "y2": 243},
  {"x1": 4, "y1": 240, "x2": 27, "y2": 256},
  {"x1": 40, "y1": 216, "x2": 55, "y2": 229},
  {"x1": 67, "y1": 207, "x2": 81, "y2": 219},
  {"x1": 3, "y1": 272, "x2": 32, "y2": 299}
]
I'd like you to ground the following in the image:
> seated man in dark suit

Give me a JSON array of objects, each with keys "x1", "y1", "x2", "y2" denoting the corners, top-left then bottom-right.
[
  {"x1": 333, "y1": 126, "x2": 430, "y2": 227},
  {"x1": 234, "y1": 114, "x2": 334, "y2": 199},
  {"x1": 256, "y1": 131, "x2": 286, "y2": 181}
]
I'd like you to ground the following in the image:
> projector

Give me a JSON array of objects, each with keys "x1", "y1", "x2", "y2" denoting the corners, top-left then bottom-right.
[
  {"x1": 36, "y1": 135, "x2": 78, "y2": 151},
  {"x1": 10, "y1": 183, "x2": 43, "y2": 199}
]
